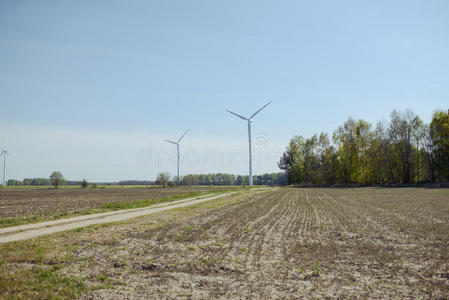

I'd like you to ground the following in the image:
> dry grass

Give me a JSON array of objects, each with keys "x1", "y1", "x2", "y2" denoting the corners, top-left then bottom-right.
[
  {"x1": 0, "y1": 186, "x2": 241, "y2": 227},
  {"x1": 1, "y1": 187, "x2": 448, "y2": 299}
]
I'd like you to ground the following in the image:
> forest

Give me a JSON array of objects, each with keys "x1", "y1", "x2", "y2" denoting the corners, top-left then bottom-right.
[{"x1": 278, "y1": 109, "x2": 449, "y2": 186}]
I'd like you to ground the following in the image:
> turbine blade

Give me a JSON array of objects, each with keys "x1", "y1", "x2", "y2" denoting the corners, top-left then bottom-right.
[
  {"x1": 164, "y1": 139, "x2": 178, "y2": 145},
  {"x1": 250, "y1": 101, "x2": 272, "y2": 119},
  {"x1": 226, "y1": 110, "x2": 248, "y2": 120},
  {"x1": 178, "y1": 129, "x2": 189, "y2": 143}
]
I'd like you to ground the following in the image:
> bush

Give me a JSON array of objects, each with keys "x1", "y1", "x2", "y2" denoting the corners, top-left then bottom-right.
[
  {"x1": 80, "y1": 179, "x2": 88, "y2": 188},
  {"x1": 167, "y1": 181, "x2": 176, "y2": 188}
]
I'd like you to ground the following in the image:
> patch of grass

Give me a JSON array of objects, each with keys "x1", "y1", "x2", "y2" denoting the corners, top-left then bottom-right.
[
  {"x1": 71, "y1": 222, "x2": 124, "y2": 233},
  {"x1": 175, "y1": 228, "x2": 194, "y2": 242},
  {"x1": 199, "y1": 256, "x2": 223, "y2": 265},
  {"x1": 101, "y1": 192, "x2": 208, "y2": 210},
  {"x1": 0, "y1": 188, "x2": 245, "y2": 229},
  {"x1": 0, "y1": 259, "x2": 87, "y2": 299},
  {"x1": 312, "y1": 263, "x2": 321, "y2": 277},
  {"x1": 0, "y1": 209, "x2": 103, "y2": 229},
  {"x1": 0, "y1": 186, "x2": 267, "y2": 299},
  {"x1": 101, "y1": 188, "x2": 244, "y2": 210}
]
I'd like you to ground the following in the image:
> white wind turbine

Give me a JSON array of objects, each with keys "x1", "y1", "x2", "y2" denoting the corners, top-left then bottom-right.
[
  {"x1": 164, "y1": 130, "x2": 189, "y2": 183},
  {"x1": 0, "y1": 149, "x2": 8, "y2": 186},
  {"x1": 226, "y1": 101, "x2": 272, "y2": 186}
]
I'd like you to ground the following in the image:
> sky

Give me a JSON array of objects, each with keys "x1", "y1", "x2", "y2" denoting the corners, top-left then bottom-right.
[{"x1": 0, "y1": 0, "x2": 448, "y2": 181}]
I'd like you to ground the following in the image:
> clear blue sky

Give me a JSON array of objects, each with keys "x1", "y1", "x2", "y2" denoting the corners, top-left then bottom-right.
[{"x1": 0, "y1": 0, "x2": 448, "y2": 181}]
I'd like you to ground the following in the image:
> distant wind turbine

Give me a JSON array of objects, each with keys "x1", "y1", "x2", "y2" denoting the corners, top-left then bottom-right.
[
  {"x1": 226, "y1": 101, "x2": 272, "y2": 186},
  {"x1": 0, "y1": 149, "x2": 8, "y2": 186},
  {"x1": 164, "y1": 130, "x2": 189, "y2": 183}
]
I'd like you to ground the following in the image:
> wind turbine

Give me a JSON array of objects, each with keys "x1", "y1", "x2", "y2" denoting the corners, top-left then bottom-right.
[
  {"x1": 226, "y1": 101, "x2": 272, "y2": 186},
  {"x1": 164, "y1": 130, "x2": 189, "y2": 183},
  {"x1": 0, "y1": 149, "x2": 8, "y2": 186}
]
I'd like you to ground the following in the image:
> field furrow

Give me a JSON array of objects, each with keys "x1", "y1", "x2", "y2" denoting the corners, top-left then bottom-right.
[{"x1": 1, "y1": 187, "x2": 448, "y2": 299}]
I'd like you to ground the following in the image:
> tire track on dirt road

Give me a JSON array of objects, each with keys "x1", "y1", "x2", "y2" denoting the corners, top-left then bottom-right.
[{"x1": 0, "y1": 191, "x2": 263, "y2": 244}]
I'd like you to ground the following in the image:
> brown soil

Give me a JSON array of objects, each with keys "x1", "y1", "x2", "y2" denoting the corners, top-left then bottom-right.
[
  {"x1": 1, "y1": 187, "x2": 449, "y2": 299},
  {"x1": 0, "y1": 187, "x2": 224, "y2": 218}
]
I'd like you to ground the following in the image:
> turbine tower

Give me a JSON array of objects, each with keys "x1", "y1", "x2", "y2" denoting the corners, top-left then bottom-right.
[
  {"x1": 164, "y1": 130, "x2": 189, "y2": 183},
  {"x1": 0, "y1": 149, "x2": 8, "y2": 186},
  {"x1": 226, "y1": 101, "x2": 272, "y2": 186}
]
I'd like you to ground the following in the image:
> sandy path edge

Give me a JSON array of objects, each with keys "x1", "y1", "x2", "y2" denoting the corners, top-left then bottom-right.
[
  {"x1": 0, "y1": 189, "x2": 270, "y2": 244},
  {"x1": 0, "y1": 193, "x2": 215, "y2": 235}
]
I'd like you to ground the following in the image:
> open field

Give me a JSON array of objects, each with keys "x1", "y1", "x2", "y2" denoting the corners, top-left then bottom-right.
[
  {"x1": 0, "y1": 190, "x2": 251, "y2": 244},
  {"x1": 1, "y1": 187, "x2": 449, "y2": 299},
  {"x1": 0, "y1": 186, "x2": 241, "y2": 219},
  {"x1": 1, "y1": 185, "x2": 178, "y2": 190}
]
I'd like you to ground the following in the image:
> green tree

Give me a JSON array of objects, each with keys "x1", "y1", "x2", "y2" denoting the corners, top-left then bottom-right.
[
  {"x1": 430, "y1": 110, "x2": 449, "y2": 181},
  {"x1": 50, "y1": 171, "x2": 66, "y2": 189},
  {"x1": 278, "y1": 145, "x2": 296, "y2": 184},
  {"x1": 279, "y1": 109, "x2": 434, "y2": 186},
  {"x1": 156, "y1": 172, "x2": 170, "y2": 188},
  {"x1": 333, "y1": 118, "x2": 372, "y2": 184},
  {"x1": 7, "y1": 179, "x2": 22, "y2": 186},
  {"x1": 80, "y1": 179, "x2": 89, "y2": 188},
  {"x1": 389, "y1": 110, "x2": 423, "y2": 184}
]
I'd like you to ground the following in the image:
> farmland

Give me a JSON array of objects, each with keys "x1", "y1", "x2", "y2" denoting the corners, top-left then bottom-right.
[
  {"x1": 1, "y1": 187, "x2": 448, "y2": 299},
  {"x1": 0, "y1": 186, "x2": 239, "y2": 222}
]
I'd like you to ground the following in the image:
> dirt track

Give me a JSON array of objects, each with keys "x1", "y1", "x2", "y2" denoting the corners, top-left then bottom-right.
[
  {"x1": 0, "y1": 187, "x2": 221, "y2": 218},
  {"x1": 1, "y1": 187, "x2": 448, "y2": 299},
  {"x1": 0, "y1": 191, "x2": 241, "y2": 244},
  {"x1": 78, "y1": 187, "x2": 448, "y2": 299}
]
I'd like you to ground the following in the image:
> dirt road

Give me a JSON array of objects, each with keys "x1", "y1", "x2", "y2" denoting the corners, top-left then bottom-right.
[
  {"x1": 0, "y1": 191, "x2": 246, "y2": 244},
  {"x1": 0, "y1": 186, "x2": 233, "y2": 218},
  {"x1": 1, "y1": 187, "x2": 448, "y2": 299},
  {"x1": 78, "y1": 187, "x2": 448, "y2": 299}
]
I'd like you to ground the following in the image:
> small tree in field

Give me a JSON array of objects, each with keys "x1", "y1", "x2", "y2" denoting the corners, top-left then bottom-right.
[
  {"x1": 156, "y1": 172, "x2": 170, "y2": 188},
  {"x1": 80, "y1": 179, "x2": 88, "y2": 188},
  {"x1": 50, "y1": 171, "x2": 66, "y2": 189}
]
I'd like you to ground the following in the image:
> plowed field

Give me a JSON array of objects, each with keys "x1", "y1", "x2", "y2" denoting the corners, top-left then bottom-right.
[
  {"x1": 0, "y1": 187, "x2": 228, "y2": 218},
  {"x1": 1, "y1": 188, "x2": 448, "y2": 299}
]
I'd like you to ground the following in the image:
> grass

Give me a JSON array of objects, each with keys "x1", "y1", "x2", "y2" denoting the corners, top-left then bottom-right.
[
  {"x1": 3, "y1": 187, "x2": 448, "y2": 298},
  {"x1": 102, "y1": 191, "x2": 210, "y2": 210},
  {"x1": 0, "y1": 265, "x2": 88, "y2": 299},
  {"x1": 0, "y1": 187, "x2": 255, "y2": 299},
  {"x1": 0, "y1": 236, "x2": 88, "y2": 299},
  {"x1": 0, "y1": 209, "x2": 101, "y2": 228},
  {"x1": 0, "y1": 188, "x2": 244, "y2": 228}
]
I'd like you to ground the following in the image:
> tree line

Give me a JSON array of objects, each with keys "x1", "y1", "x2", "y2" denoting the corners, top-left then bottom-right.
[
  {"x1": 6, "y1": 172, "x2": 66, "y2": 188},
  {"x1": 7, "y1": 178, "x2": 51, "y2": 186},
  {"x1": 169, "y1": 173, "x2": 288, "y2": 186},
  {"x1": 279, "y1": 109, "x2": 449, "y2": 186},
  {"x1": 7, "y1": 172, "x2": 289, "y2": 188}
]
